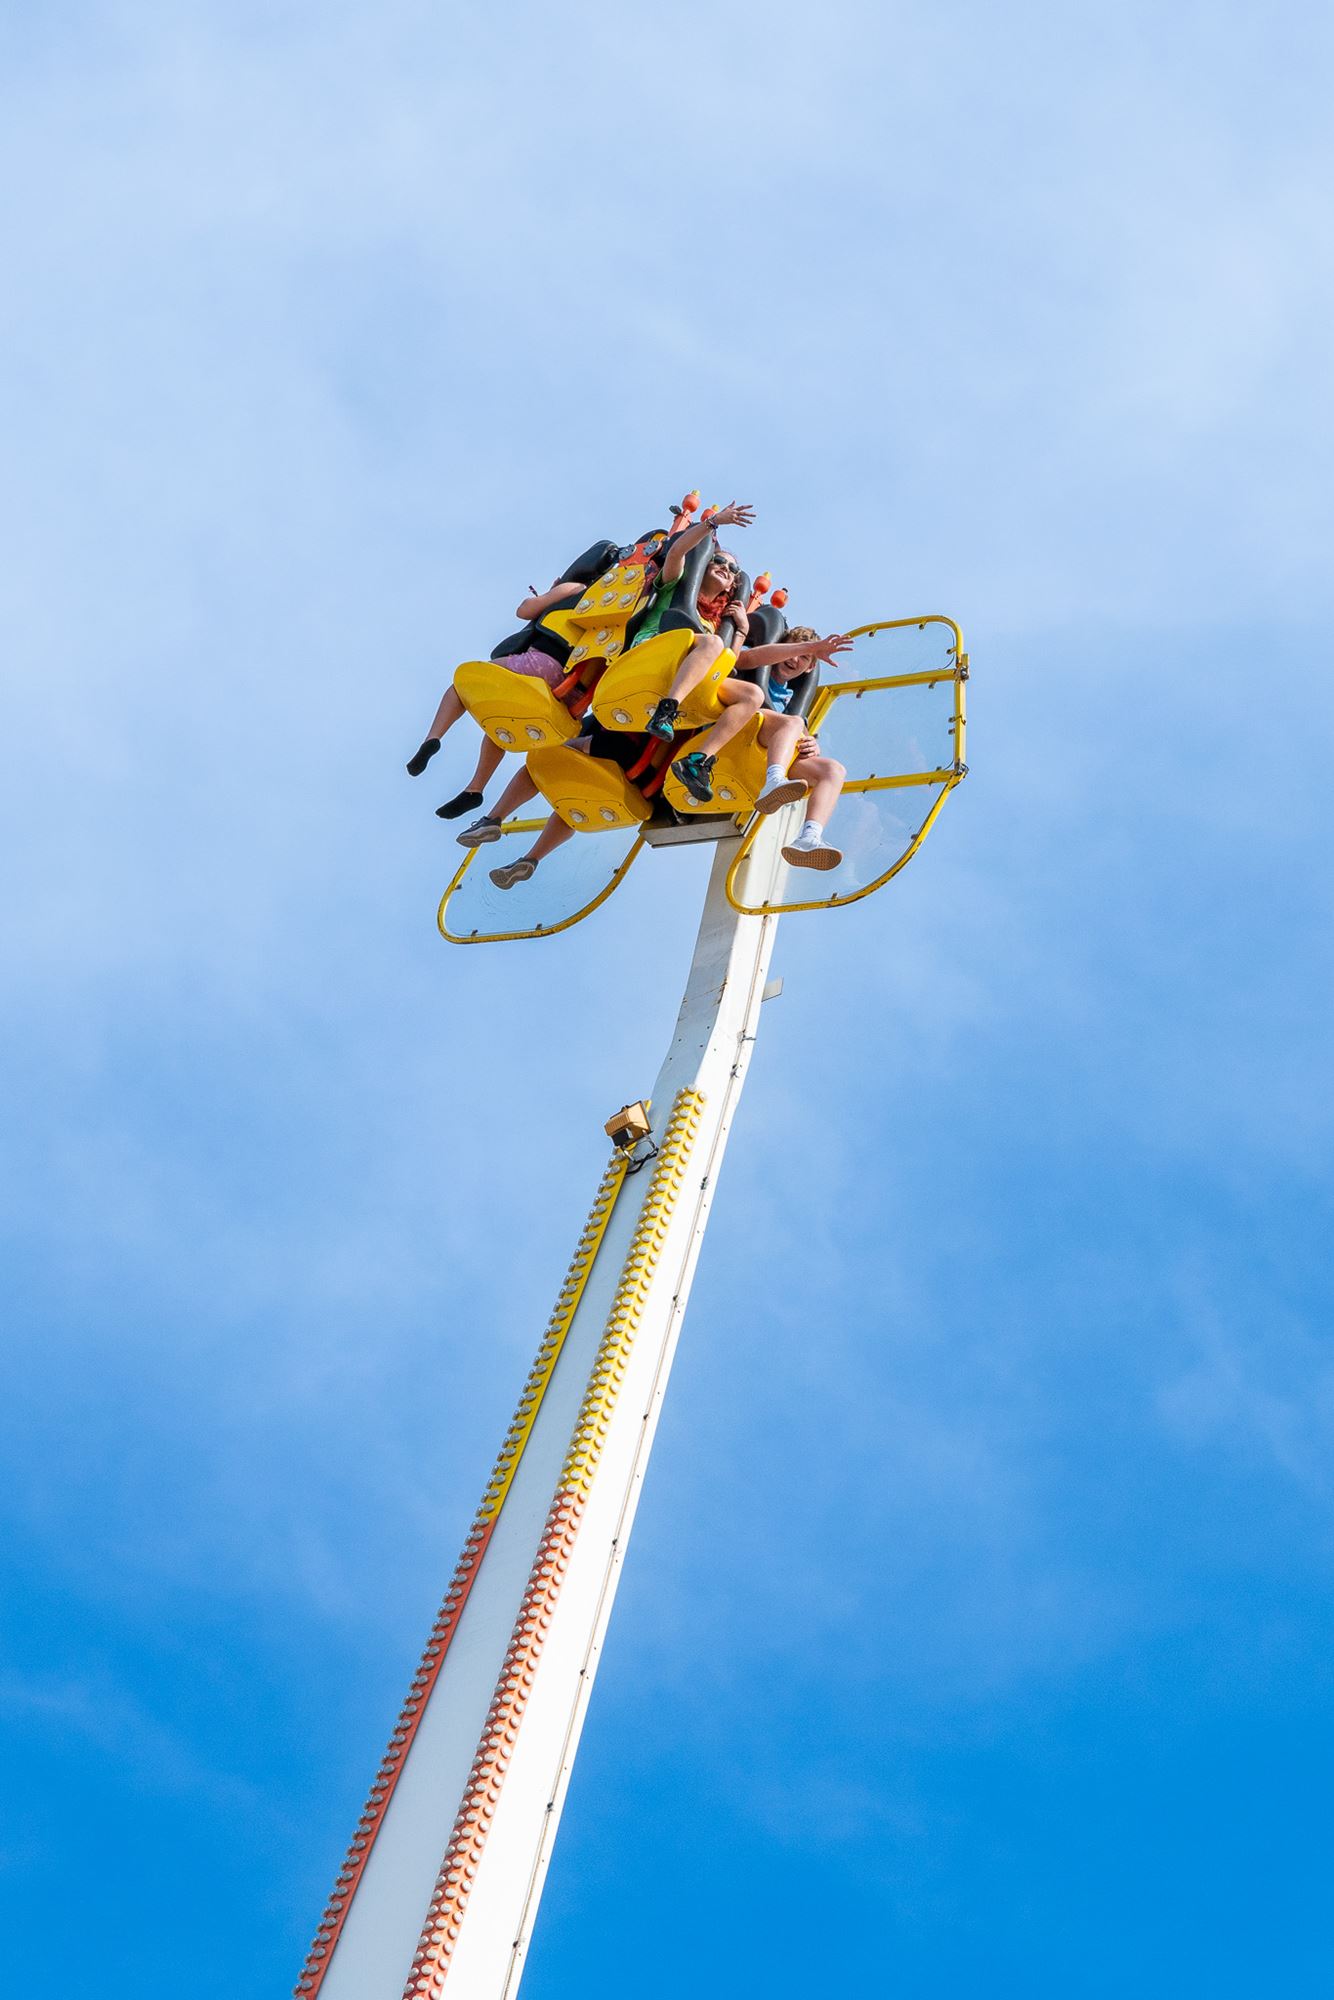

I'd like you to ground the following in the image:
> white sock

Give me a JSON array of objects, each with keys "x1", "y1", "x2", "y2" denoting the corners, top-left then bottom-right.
[
  {"x1": 798, "y1": 819, "x2": 823, "y2": 844},
  {"x1": 764, "y1": 764, "x2": 786, "y2": 789}
]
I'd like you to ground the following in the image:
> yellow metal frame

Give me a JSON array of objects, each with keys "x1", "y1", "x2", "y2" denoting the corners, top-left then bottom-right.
[
  {"x1": 725, "y1": 616, "x2": 968, "y2": 916},
  {"x1": 437, "y1": 818, "x2": 648, "y2": 946}
]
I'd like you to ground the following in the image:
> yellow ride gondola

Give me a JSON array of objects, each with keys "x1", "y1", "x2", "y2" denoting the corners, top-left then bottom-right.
[{"x1": 435, "y1": 495, "x2": 968, "y2": 944}]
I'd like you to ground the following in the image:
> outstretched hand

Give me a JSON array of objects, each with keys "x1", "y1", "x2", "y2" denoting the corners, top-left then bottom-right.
[
  {"x1": 813, "y1": 633, "x2": 855, "y2": 663},
  {"x1": 711, "y1": 500, "x2": 755, "y2": 529}
]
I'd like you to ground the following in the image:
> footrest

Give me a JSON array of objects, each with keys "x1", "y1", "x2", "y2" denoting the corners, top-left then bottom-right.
[
  {"x1": 453, "y1": 661, "x2": 580, "y2": 751},
  {"x1": 660, "y1": 719, "x2": 766, "y2": 818},
  {"x1": 526, "y1": 746, "x2": 653, "y2": 832},
  {"x1": 591, "y1": 635, "x2": 736, "y2": 733}
]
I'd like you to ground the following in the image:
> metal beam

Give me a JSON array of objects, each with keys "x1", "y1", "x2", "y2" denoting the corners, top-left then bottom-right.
[{"x1": 299, "y1": 817, "x2": 790, "y2": 2000}]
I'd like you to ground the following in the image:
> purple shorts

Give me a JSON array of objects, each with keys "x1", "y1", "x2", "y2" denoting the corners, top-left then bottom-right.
[{"x1": 503, "y1": 646, "x2": 564, "y2": 688}]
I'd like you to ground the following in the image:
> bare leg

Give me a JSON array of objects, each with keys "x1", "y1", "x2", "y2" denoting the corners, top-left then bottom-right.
[
  {"x1": 491, "y1": 766, "x2": 541, "y2": 820},
  {"x1": 438, "y1": 727, "x2": 509, "y2": 819},
  {"x1": 409, "y1": 683, "x2": 467, "y2": 774},
  {"x1": 756, "y1": 711, "x2": 804, "y2": 769},
  {"x1": 788, "y1": 752, "x2": 846, "y2": 828},
  {"x1": 691, "y1": 679, "x2": 764, "y2": 757},
  {"x1": 525, "y1": 815, "x2": 575, "y2": 864},
  {"x1": 456, "y1": 762, "x2": 541, "y2": 844},
  {"x1": 748, "y1": 710, "x2": 814, "y2": 814},
  {"x1": 462, "y1": 735, "x2": 505, "y2": 795},
  {"x1": 490, "y1": 811, "x2": 574, "y2": 889},
  {"x1": 665, "y1": 632, "x2": 726, "y2": 703},
  {"x1": 428, "y1": 684, "x2": 466, "y2": 739}
]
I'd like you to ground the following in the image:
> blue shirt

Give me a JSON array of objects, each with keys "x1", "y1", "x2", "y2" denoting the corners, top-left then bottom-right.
[{"x1": 767, "y1": 675, "x2": 797, "y2": 713}]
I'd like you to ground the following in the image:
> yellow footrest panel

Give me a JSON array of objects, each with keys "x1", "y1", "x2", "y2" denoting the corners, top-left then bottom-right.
[
  {"x1": 526, "y1": 745, "x2": 653, "y2": 833},
  {"x1": 591, "y1": 635, "x2": 736, "y2": 734},
  {"x1": 659, "y1": 720, "x2": 767, "y2": 818},
  {"x1": 453, "y1": 660, "x2": 580, "y2": 752}
]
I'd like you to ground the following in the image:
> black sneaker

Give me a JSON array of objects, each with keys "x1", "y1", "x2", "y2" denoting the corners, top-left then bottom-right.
[
  {"x1": 435, "y1": 788, "x2": 484, "y2": 820},
  {"x1": 406, "y1": 737, "x2": 441, "y2": 776},
  {"x1": 671, "y1": 750, "x2": 716, "y2": 804},
  {"x1": 647, "y1": 697, "x2": 680, "y2": 741}
]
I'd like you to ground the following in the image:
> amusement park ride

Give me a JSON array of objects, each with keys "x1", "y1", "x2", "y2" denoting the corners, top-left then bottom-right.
[{"x1": 296, "y1": 498, "x2": 969, "y2": 1999}]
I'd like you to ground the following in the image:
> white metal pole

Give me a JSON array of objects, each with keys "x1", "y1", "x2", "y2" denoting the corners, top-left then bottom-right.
[{"x1": 298, "y1": 817, "x2": 790, "y2": 2000}]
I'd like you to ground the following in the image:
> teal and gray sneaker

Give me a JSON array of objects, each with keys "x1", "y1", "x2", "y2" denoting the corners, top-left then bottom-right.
[
  {"x1": 671, "y1": 750, "x2": 716, "y2": 804},
  {"x1": 647, "y1": 697, "x2": 681, "y2": 741}
]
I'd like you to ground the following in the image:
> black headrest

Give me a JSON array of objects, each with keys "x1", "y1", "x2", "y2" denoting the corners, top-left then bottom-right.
[
  {"x1": 746, "y1": 603, "x2": 788, "y2": 649},
  {"x1": 559, "y1": 539, "x2": 619, "y2": 587}
]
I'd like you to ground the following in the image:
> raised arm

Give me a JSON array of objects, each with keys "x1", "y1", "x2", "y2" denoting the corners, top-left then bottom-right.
[
  {"x1": 514, "y1": 579, "x2": 586, "y2": 620},
  {"x1": 740, "y1": 633, "x2": 853, "y2": 671},
  {"x1": 659, "y1": 500, "x2": 755, "y2": 586}
]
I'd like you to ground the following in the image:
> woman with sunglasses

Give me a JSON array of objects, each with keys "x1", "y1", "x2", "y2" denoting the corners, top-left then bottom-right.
[{"x1": 629, "y1": 501, "x2": 757, "y2": 743}]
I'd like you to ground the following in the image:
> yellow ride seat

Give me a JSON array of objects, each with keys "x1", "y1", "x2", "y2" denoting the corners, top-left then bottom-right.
[
  {"x1": 453, "y1": 660, "x2": 580, "y2": 752},
  {"x1": 659, "y1": 717, "x2": 768, "y2": 818},
  {"x1": 540, "y1": 555, "x2": 659, "y2": 672},
  {"x1": 525, "y1": 744, "x2": 653, "y2": 833},
  {"x1": 590, "y1": 631, "x2": 737, "y2": 734}
]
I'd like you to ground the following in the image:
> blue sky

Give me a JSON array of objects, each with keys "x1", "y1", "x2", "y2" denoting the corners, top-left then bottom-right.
[{"x1": 3, "y1": 2, "x2": 1333, "y2": 1993}]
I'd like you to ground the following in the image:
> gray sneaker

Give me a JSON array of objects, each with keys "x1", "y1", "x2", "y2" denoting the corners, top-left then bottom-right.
[
  {"x1": 490, "y1": 857, "x2": 537, "y2": 890},
  {"x1": 457, "y1": 816, "x2": 502, "y2": 847}
]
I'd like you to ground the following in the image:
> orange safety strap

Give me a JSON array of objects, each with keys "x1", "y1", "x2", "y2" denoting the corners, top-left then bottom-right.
[
  {"x1": 639, "y1": 743, "x2": 671, "y2": 799},
  {"x1": 567, "y1": 659, "x2": 608, "y2": 719}
]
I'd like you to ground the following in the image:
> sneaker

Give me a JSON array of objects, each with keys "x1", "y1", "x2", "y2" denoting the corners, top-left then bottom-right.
[
  {"x1": 490, "y1": 857, "x2": 537, "y2": 890},
  {"x1": 671, "y1": 750, "x2": 716, "y2": 804},
  {"x1": 407, "y1": 737, "x2": 441, "y2": 776},
  {"x1": 436, "y1": 788, "x2": 484, "y2": 820},
  {"x1": 754, "y1": 777, "x2": 808, "y2": 815},
  {"x1": 646, "y1": 697, "x2": 681, "y2": 741},
  {"x1": 782, "y1": 835, "x2": 843, "y2": 871},
  {"x1": 457, "y1": 816, "x2": 502, "y2": 847}
]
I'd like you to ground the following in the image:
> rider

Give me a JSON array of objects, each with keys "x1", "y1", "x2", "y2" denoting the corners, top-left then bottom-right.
[
  {"x1": 454, "y1": 721, "x2": 653, "y2": 890},
  {"x1": 669, "y1": 623, "x2": 852, "y2": 824},
  {"x1": 743, "y1": 624, "x2": 852, "y2": 871},
  {"x1": 405, "y1": 576, "x2": 591, "y2": 818},
  {"x1": 634, "y1": 502, "x2": 758, "y2": 745}
]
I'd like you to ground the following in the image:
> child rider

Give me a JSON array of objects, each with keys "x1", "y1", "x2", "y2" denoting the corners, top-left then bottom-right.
[
  {"x1": 746, "y1": 624, "x2": 852, "y2": 870},
  {"x1": 405, "y1": 575, "x2": 590, "y2": 819}
]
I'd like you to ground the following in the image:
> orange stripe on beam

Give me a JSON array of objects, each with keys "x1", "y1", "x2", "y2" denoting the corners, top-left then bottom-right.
[
  {"x1": 295, "y1": 1154, "x2": 628, "y2": 1999},
  {"x1": 398, "y1": 1090, "x2": 704, "y2": 1994}
]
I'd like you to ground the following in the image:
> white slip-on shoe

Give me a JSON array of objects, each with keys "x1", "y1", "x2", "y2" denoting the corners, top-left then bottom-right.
[
  {"x1": 753, "y1": 778, "x2": 809, "y2": 815},
  {"x1": 781, "y1": 837, "x2": 843, "y2": 871}
]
